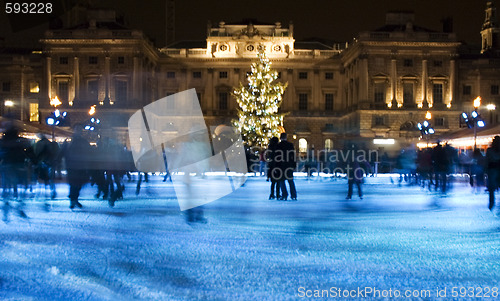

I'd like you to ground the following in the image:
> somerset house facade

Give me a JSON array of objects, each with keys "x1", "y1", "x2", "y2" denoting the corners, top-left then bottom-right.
[{"x1": 1, "y1": 2, "x2": 500, "y2": 153}]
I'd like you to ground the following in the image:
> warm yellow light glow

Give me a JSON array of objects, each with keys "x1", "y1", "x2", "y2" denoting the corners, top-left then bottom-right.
[
  {"x1": 387, "y1": 102, "x2": 392, "y2": 108},
  {"x1": 417, "y1": 142, "x2": 437, "y2": 149},
  {"x1": 425, "y1": 111, "x2": 432, "y2": 120},
  {"x1": 417, "y1": 103, "x2": 423, "y2": 108},
  {"x1": 447, "y1": 103, "x2": 452, "y2": 108},
  {"x1": 89, "y1": 105, "x2": 96, "y2": 115},
  {"x1": 373, "y1": 139, "x2": 395, "y2": 145},
  {"x1": 447, "y1": 136, "x2": 493, "y2": 148},
  {"x1": 487, "y1": 104, "x2": 496, "y2": 110},
  {"x1": 50, "y1": 96, "x2": 62, "y2": 107},
  {"x1": 29, "y1": 82, "x2": 39, "y2": 93},
  {"x1": 4, "y1": 100, "x2": 14, "y2": 107},
  {"x1": 69, "y1": 100, "x2": 73, "y2": 106},
  {"x1": 397, "y1": 102, "x2": 402, "y2": 108},
  {"x1": 473, "y1": 96, "x2": 481, "y2": 109}
]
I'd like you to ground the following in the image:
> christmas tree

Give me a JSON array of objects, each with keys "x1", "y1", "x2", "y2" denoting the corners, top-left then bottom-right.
[{"x1": 232, "y1": 50, "x2": 288, "y2": 147}]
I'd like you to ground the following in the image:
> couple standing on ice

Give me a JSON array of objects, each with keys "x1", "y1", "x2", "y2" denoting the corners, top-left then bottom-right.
[{"x1": 267, "y1": 133, "x2": 297, "y2": 201}]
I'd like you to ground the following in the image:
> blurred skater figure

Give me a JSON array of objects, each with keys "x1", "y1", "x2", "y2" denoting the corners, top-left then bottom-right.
[
  {"x1": 471, "y1": 148, "x2": 486, "y2": 194},
  {"x1": 486, "y1": 136, "x2": 500, "y2": 210},
  {"x1": 266, "y1": 136, "x2": 281, "y2": 200},
  {"x1": 345, "y1": 146, "x2": 371, "y2": 200},
  {"x1": 33, "y1": 133, "x2": 59, "y2": 199},
  {"x1": 62, "y1": 125, "x2": 91, "y2": 209},
  {"x1": 432, "y1": 142, "x2": 451, "y2": 195},
  {"x1": 276, "y1": 133, "x2": 297, "y2": 201},
  {"x1": 0, "y1": 126, "x2": 32, "y2": 220},
  {"x1": 259, "y1": 148, "x2": 266, "y2": 177}
]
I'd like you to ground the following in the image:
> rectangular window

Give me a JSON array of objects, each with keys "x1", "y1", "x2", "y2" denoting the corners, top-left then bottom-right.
[
  {"x1": 118, "y1": 56, "x2": 125, "y2": 64},
  {"x1": 58, "y1": 82, "x2": 69, "y2": 103},
  {"x1": 463, "y1": 85, "x2": 472, "y2": 95},
  {"x1": 59, "y1": 57, "x2": 68, "y2": 65},
  {"x1": 435, "y1": 117, "x2": 445, "y2": 127},
  {"x1": 299, "y1": 93, "x2": 308, "y2": 110},
  {"x1": 167, "y1": 71, "x2": 176, "y2": 79},
  {"x1": 29, "y1": 82, "x2": 39, "y2": 93},
  {"x1": 88, "y1": 80, "x2": 99, "y2": 102},
  {"x1": 115, "y1": 80, "x2": 128, "y2": 103},
  {"x1": 219, "y1": 92, "x2": 228, "y2": 110},
  {"x1": 219, "y1": 71, "x2": 228, "y2": 79},
  {"x1": 374, "y1": 116, "x2": 385, "y2": 126},
  {"x1": 404, "y1": 59, "x2": 413, "y2": 67},
  {"x1": 2, "y1": 82, "x2": 11, "y2": 92},
  {"x1": 325, "y1": 72, "x2": 334, "y2": 80},
  {"x1": 298, "y1": 72, "x2": 308, "y2": 79},
  {"x1": 29, "y1": 103, "x2": 39, "y2": 122},
  {"x1": 433, "y1": 84, "x2": 443, "y2": 104},
  {"x1": 325, "y1": 93, "x2": 334, "y2": 111},
  {"x1": 374, "y1": 83, "x2": 385, "y2": 103},
  {"x1": 193, "y1": 71, "x2": 202, "y2": 79},
  {"x1": 88, "y1": 56, "x2": 98, "y2": 64},
  {"x1": 491, "y1": 85, "x2": 499, "y2": 95},
  {"x1": 403, "y1": 83, "x2": 414, "y2": 105},
  {"x1": 433, "y1": 60, "x2": 443, "y2": 67}
]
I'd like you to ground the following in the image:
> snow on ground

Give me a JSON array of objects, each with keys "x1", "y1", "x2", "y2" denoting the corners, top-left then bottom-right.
[{"x1": 1, "y1": 174, "x2": 500, "y2": 300}]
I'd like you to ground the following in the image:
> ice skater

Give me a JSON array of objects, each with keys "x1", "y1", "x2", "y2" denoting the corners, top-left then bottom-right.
[
  {"x1": 276, "y1": 133, "x2": 297, "y2": 201},
  {"x1": 486, "y1": 136, "x2": 500, "y2": 210}
]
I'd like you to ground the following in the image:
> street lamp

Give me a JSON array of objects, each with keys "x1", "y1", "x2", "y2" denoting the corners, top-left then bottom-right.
[
  {"x1": 417, "y1": 118, "x2": 435, "y2": 147},
  {"x1": 462, "y1": 104, "x2": 486, "y2": 150},
  {"x1": 46, "y1": 96, "x2": 67, "y2": 140}
]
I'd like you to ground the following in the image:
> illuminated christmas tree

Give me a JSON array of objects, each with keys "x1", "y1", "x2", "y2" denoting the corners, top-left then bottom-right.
[{"x1": 232, "y1": 50, "x2": 288, "y2": 147}]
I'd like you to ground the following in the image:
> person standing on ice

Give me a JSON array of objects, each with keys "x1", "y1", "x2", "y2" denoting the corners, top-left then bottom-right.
[
  {"x1": 276, "y1": 133, "x2": 297, "y2": 201},
  {"x1": 62, "y1": 125, "x2": 91, "y2": 209},
  {"x1": 266, "y1": 136, "x2": 281, "y2": 200},
  {"x1": 345, "y1": 145, "x2": 371, "y2": 200},
  {"x1": 486, "y1": 136, "x2": 500, "y2": 210}
]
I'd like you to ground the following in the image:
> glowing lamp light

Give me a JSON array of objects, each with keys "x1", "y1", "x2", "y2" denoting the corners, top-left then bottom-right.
[
  {"x1": 487, "y1": 104, "x2": 496, "y2": 111},
  {"x1": 428, "y1": 128, "x2": 435, "y2": 134},
  {"x1": 462, "y1": 112, "x2": 468, "y2": 119},
  {"x1": 4, "y1": 100, "x2": 14, "y2": 107},
  {"x1": 425, "y1": 111, "x2": 432, "y2": 120},
  {"x1": 473, "y1": 96, "x2": 481, "y2": 109},
  {"x1": 50, "y1": 96, "x2": 62, "y2": 107},
  {"x1": 54, "y1": 109, "x2": 60, "y2": 118},
  {"x1": 417, "y1": 123, "x2": 423, "y2": 130},
  {"x1": 46, "y1": 117, "x2": 55, "y2": 125},
  {"x1": 477, "y1": 120, "x2": 486, "y2": 127},
  {"x1": 423, "y1": 121, "x2": 429, "y2": 127},
  {"x1": 373, "y1": 138, "x2": 395, "y2": 145},
  {"x1": 84, "y1": 125, "x2": 91, "y2": 130},
  {"x1": 471, "y1": 111, "x2": 479, "y2": 118},
  {"x1": 90, "y1": 117, "x2": 95, "y2": 123},
  {"x1": 89, "y1": 105, "x2": 96, "y2": 115}
]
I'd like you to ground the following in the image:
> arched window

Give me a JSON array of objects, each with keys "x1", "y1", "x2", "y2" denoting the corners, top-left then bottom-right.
[
  {"x1": 325, "y1": 139, "x2": 333, "y2": 151},
  {"x1": 299, "y1": 138, "x2": 308, "y2": 153}
]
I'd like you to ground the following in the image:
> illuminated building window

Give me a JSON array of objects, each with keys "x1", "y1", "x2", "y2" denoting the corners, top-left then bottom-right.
[
  {"x1": 219, "y1": 71, "x2": 228, "y2": 79},
  {"x1": 29, "y1": 82, "x2": 39, "y2": 93},
  {"x1": 299, "y1": 93, "x2": 308, "y2": 110},
  {"x1": 491, "y1": 85, "x2": 499, "y2": 95},
  {"x1": 325, "y1": 72, "x2": 334, "y2": 80},
  {"x1": 325, "y1": 93, "x2": 334, "y2": 111},
  {"x1": 325, "y1": 139, "x2": 333, "y2": 151},
  {"x1": 463, "y1": 85, "x2": 471, "y2": 95},
  {"x1": 298, "y1": 72, "x2": 308, "y2": 79},
  {"x1": 299, "y1": 138, "x2": 308, "y2": 153},
  {"x1": 59, "y1": 57, "x2": 68, "y2": 65},
  {"x1": 29, "y1": 103, "x2": 39, "y2": 122}
]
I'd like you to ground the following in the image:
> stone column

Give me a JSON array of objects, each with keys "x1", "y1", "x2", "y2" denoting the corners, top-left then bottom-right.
[
  {"x1": 391, "y1": 59, "x2": 397, "y2": 107},
  {"x1": 73, "y1": 56, "x2": 79, "y2": 103},
  {"x1": 422, "y1": 59, "x2": 428, "y2": 106},
  {"x1": 449, "y1": 59, "x2": 455, "y2": 106},
  {"x1": 46, "y1": 56, "x2": 52, "y2": 100},
  {"x1": 105, "y1": 55, "x2": 111, "y2": 104}
]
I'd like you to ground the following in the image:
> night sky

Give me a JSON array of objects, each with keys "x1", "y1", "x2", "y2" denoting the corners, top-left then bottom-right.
[{"x1": 0, "y1": 0, "x2": 492, "y2": 47}]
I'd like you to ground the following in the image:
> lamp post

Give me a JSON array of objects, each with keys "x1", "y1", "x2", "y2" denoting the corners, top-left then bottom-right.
[
  {"x1": 4, "y1": 100, "x2": 14, "y2": 115},
  {"x1": 49, "y1": 96, "x2": 61, "y2": 140},
  {"x1": 462, "y1": 96, "x2": 485, "y2": 150},
  {"x1": 418, "y1": 111, "x2": 435, "y2": 147}
]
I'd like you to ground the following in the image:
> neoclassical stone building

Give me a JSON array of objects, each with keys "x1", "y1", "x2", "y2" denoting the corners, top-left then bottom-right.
[{"x1": 1, "y1": 2, "x2": 500, "y2": 153}]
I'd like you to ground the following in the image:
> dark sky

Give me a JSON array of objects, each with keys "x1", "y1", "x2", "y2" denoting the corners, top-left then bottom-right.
[{"x1": 0, "y1": 0, "x2": 492, "y2": 48}]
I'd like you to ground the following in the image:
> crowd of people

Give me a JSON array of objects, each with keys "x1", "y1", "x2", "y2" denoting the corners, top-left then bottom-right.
[{"x1": 1, "y1": 124, "x2": 500, "y2": 222}]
